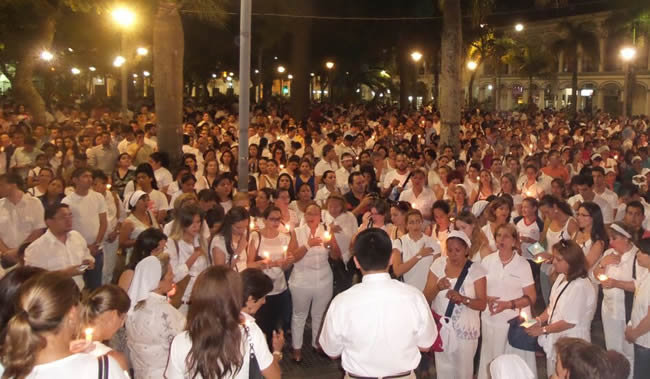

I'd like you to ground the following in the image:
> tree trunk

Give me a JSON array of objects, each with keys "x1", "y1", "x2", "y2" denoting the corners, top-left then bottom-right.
[
  {"x1": 494, "y1": 58, "x2": 501, "y2": 111},
  {"x1": 468, "y1": 71, "x2": 476, "y2": 107},
  {"x1": 528, "y1": 76, "x2": 534, "y2": 104},
  {"x1": 432, "y1": 43, "x2": 440, "y2": 109},
  {"x1": 13, "y1": 12, "x2": 57, "y2": 126},
  {"x1": 570, "y1": 60, "x2": 578, "y2": 115},
  {"x1": 438, "y1": 0, "x2": 462, "y2": 151},
  {"x1": 154, "y1": 2, "x2": 185, "y2": 171},
  {"x1": 289, "y1": 2, "x2": 312, "y2": 121}
]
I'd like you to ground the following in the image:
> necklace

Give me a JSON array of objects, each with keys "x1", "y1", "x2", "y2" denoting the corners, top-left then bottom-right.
[{"x1": 499, "y1": 250, "x2": 516, "y2": 266}]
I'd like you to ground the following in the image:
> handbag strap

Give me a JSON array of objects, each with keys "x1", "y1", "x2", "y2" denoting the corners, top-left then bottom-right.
[
  {"x1": 97, "y1": 354, "x2": 109, "y2": 379},
  {"x1": 624, "y1": 254, "x2": 638, "y2": 323},
  {"x1": 444, "y1": 260, "x2": 473, "y2": 318},
  {"x1": 549, "y1": 279, "x2": 572, "y2": 324},
  {"x1": 242, "y1": 323, "x2": 256, "y2": 359}
]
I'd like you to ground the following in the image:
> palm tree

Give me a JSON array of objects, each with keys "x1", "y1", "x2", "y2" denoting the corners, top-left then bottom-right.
[
  {"x1": 503, "y1": 37, "x2": 555, "y2": 109},
  {"x1": 153, "y1": 0, "x2": 225, "y2": 169},
  {"x1": 551, "y1": 21, "x2": 598, "y2": 115},
  {"x1": 438, "y1": 0, "x2": 462, "y2": 151}
]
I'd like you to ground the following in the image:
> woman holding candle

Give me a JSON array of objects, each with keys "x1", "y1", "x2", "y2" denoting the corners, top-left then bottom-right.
[
  {"x1": 289, "y1": 182, "x2": 313, "y2": 221},
  {"x1": 423, "y1": 230, "x2": 487, "y2": 379},
  {"x1": 274, "y1": 188, "x2": 299, "y2": 233},
  {"x1": 81, "y1": 284, "x2": 131, "y2": 371},
  {"x1": 388, "y1": 201, "x2": 411, "y2": 240},
  {"x1": 246, "y1": 206, "x2": 293, "y2": 347},
  {"x1": 287, "y1": 202, "x2": 335, "y2": 362},
  {"x1": 498, "y1": 174, "x2": 522, "y2": 216},
  {"x1": 471, "y1": 169, "x2": 497, "y2": 204},
  {"x1": 521, "y1": 164, "x2": 545, "y2": 199},
  {"x1": 573, "y1": 202, "x2": 609, "y2": 269},
  {"x1": 212, "y1": 173, "x2": 234, "y2": 214},
  {"x1": 478, "y1": 224, "x2": 537, "y2": 379},
  {"x1": 1, "y1": 272, "x2": 128, "y2": 378},
  {"x1": 210, "y1": 206, "x2": 250, "y2": 271},
  {"x1": 525, "y1": 239, "x2": 596, "y2": 377},
  {"x1": 593, "y1": 222, "x2": 641, "y2": 375}
]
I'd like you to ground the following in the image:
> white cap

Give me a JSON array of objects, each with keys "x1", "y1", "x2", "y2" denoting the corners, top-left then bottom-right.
[
  {"x1": 128, "y1": 190, "x2": 147, "y2": 208},
  {"x1": 610, "y1": 223, "x2": 632, "y2": 239},
  {"x1": 472, "y1": 200, "x2": 490, "y2": 218},
  {"x1": 591, "y1": 153, "x2": 602, "y2": 161},
  {"x1": 446, "y1": 230, "x2": 472, "y2": 248},
  {"x1": 632, "y1": 156, "x2": 642, "y2": 163}
]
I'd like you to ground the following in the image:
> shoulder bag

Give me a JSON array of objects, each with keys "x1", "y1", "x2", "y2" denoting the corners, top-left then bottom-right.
[
  {"x1": 243, "y1": 324, "x2": 264, "y2": 379},
  {"x1": 97, "y1": 354, "x2": 109, "y2": 379}
]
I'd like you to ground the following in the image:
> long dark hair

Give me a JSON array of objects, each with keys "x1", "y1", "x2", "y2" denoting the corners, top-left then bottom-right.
[
  {"x1": 219, "y1": 207, "x2": 250, "y2": 264},
  {"x1": 578, "y1": 202, "x2": 609, "y2": 249},
  {"x1": 186, "y1": 266, "x2": 244, "y2": 379},
  {"x1": 276, "y1": 173, "x2": 296, "y2": 201},
  {"x1": 134, "y1": 163, "x2": 159, "y2": 190},
  {"x1": 127, "y1": 228, "x2": 168, "y2": 270}
]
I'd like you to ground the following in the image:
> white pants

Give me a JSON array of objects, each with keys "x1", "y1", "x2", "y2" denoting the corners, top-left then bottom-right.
[
  {"x1": 478, "y1": 320, "x2": 537, "y2": 379},
  {"x1": 435, "y1": 338, "x2": 478, "y2": 379},
  {"x1": 289, "y1": 283, "x2": 333, "y2": 349},
  {"x1": 602, "y1": 316, "x2": 634, "y2": 379},
  {"x1": 102, "y1": 238, "x2": 119, "y2": 285}
]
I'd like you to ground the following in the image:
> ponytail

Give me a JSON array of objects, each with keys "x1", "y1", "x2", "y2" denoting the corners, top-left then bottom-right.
[
  {"x1": 1, "y1": 272, "x2": 80, "y2": 379},
  {"x1": 81, "y1": 285, "x2": 131, "y2": 326}
]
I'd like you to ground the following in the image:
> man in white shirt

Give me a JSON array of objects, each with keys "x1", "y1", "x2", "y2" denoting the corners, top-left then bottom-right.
[
  {"x1": 0, "y1": 173, "x2": 45, "y2": 265},
  {"x1": 336, "y1": 153, "x2": 356, "y2": 194},
  {"x1": 592, "y1": 166, "x2": 618, "y2": 214},
  {"x1": 87, "y1": 131, "x2": 119, "y2": 176},
  {"x1": 62, "y1": 167, "x2": 107, "y2": 290},
  {"x1": 310, "y1": 130, "x2": 327, "y2": 158},
  {"x1": 25, "y1": 204, "x2": 95, "y2": 289},
  {"x1": 320, "y1": 228, "x2": 437, "y2": 378},
  {"x1": 315, "y1": 144, "x2": 339, "y2": 186},
  {"x1": 399, "y1": 169, "x2": 436, "y2": 221},
  {"x1": 149, "y1": 152, "x2": 173, "y2": 195},
  {"x1": 315, "y1": 170, "x2": 338, "y2": 207},
  {"x1": 568, "y1": 174, "x2": 614, "y2": 224},
  {"x1": 382, "y1": 153, "x2": 411, "y2": 198}
]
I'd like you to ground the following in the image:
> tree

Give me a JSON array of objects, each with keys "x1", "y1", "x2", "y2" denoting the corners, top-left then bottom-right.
[
  {"x1": 551, "y1": 20, "x2": 598, "y2": 115},
  {"x1": 503, "y1": 37, "x2": 554, "y2": 108},
  {"x1": 288, "y1": 0, "x2": 313, "y2": 121},
  {"x1": 153, "y1": 0, "x2": 225, "y2": 169},
  {"x1": 438, "y1": 0, "x2": 462, "y2": 151}
]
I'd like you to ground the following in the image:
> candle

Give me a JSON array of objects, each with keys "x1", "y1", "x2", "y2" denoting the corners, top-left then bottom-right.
[
  {"x1": 84, "y1": 327, "x2": 94, "y2": 342},
  {"x1": 106, "y1": 184, "x2": 112, "y2": 190},
  {"x1": 614, "y1": 155, "x2": 618, "y2": 160},
  {"x1": 262, "y1": 251, "x2": 270, "y2": 260},
  {"x1": 323, "y1": 231, "x2": 331, "y2": 241},
  {"x1": 534, "y1": 256, "x2": 545, "y2": 264},
  {"x1": 476, "y1": 176, "x2": 480, "y2": 181},
  {"x1": 280, "y1": 164, "x2": 285, "y2": 169},
  {"x1": 520, "y1": 311, "x2": 537, "y2": 328},
  {"x1": 250, "y1": 221, "x2": 255, "y2": 229},
  {"x1": 526, "y1": 190, "x2": 533, "y2": 197},
  {"x1": 520, "y1": 310, "x2": 528, "y2": 322},
  {"x1": 598, "y1": 274, "x2": 609, "y2": 281},
  {"x1": 284, "y1": 224, "x2": 291, "y2": 232}
]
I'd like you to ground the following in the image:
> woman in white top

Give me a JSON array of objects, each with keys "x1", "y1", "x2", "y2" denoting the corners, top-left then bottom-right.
[
  {"x1": 392, "y1": 209, "x2": 441, "y2": 291},
  {"x1": 478, "y1": 224, "x2": 537, "y2": 379},
  {"x1": 625, "y1": 240, "x2": 650, "y2": 378},
  {"x1": 573, "y1": 202, "x2": 608, "y2": 269},
  {"x1": 133, "y1": 163, "x2": 169, "y2": 224},
  {"x1": 126, "y1": 254, "x2": 185, "y2": 379},
  {"x1": 247, "y1": 206, "x2": 292, "y2": 343},
  {"x1": 525, "y1": 239, "x2": 596, "y2": 377},
  {"x1": 593, "y1": 222, "x2": 641, "y2": 376},
  {"x1": 455, "y1": 211, "x2": 491, "y2": 262},
  {"x1": 195, "y1": 157, "x2": 219, "y2": 191},
  {"x1": 423, "y1": 230, "x2": 487, "y2": 379},
  {"x1": 520, "y1": 164, "x2": 544, "y2": 199},
  {"x1": 481, "y1": 197, "x2": 512, "y2": 252},
  {"x1": 287, "y1": 202, "x2": 335, "y2": 362},
  {"x1": 165, "y1": 266, "x2": 282, "y2": 379},
  {"x1": 2, "y1": 271, "x2": 127, "y2": 379},
  {"x1": 120, "y1": 191, "x2": 160, "y2": 261},
  {"x1": 27, "y1": 166, "x2": 53, "y2": 197},
  {"x1": 214, "y1": 173, "x2": 234, "y2": 214},
  {"x1": 81, "y1": 284, "x2": 131, "y2": 371},
  {"x1": 289, "y1": 182, "x2": 312, "y2": 221},
  {"x1": 322, "y1": 194, "x2": 358, "y2": 265},
  {"x1": 166, "y1": 204, "x2": 210, "y2": 314},
  {"x1": 357, "y1": 198, "x2": 392, "y2": 235},
  {"x1": 273, "y1": 188, "x2": 299, "y2": 234},
  {"x1": 388, "y1": 201, "x2": 410, "y2": 240},
  {"x1": 211, "y1": 206, "x2": 250, "y2": 271}
]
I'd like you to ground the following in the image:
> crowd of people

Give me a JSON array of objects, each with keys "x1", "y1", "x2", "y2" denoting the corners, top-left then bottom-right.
[{"x1": 0, "y1": 100, "x2": 648, "y2": 379}]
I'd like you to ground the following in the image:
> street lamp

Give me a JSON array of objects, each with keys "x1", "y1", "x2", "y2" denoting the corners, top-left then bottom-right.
[
  {"x1": 325, "y1": 61, "x2": 335, "y2": 70},
  {"x1": 411, "y1": 51, "x2": 423, "y2": 62},
  {"x1": 111, "y1": 6, "x2": 136, "y2": 29},
  {"x1": 277, "y1": 66, "x2": 286, "y2": 73},
  {"x1": 620, "y1": 46, "x2": 637, "y2": 117},
  {"x1": 467, "y1": 61, "x2": 478, "y2": 71},
  {"x1": 136, "y1": 47, "x2": 148, "y2": 56},
  {"x1": 40, "y1": 50, "x2": 54, "y2": 61},
  {"x1": 287, "y1": 74, "x2": 293, "y2": 79},
  {"x1": 113, "y1": 56, "x2": 126, "y2": 67},
  {"x1": 71, "y1": 67, "x2": 81, "y2": 75},
  {"x1": 89, "y1": 66, "x2": 96, "y2": 72},
  {"x1": 515, "y1": 23, "x2": 524, "y2": 32}
]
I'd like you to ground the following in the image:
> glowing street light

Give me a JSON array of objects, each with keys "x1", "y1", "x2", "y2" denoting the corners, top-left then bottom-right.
[
  {"x1": 487, "y1": 84, "x2": 493, "y2": 90},
  {"x1": 620, "y1": 47, "x2": 637, "y2": 61},
  {"x1": 40, "y1": 51, "x2": 54, "y2": 61},
  {"x1": 136, "y1": 47, "x2": 148, "y2": 56},
  {"x1": 111, "y1": 6, "x2": 136, "y2": 29},
  {"x1": 467, "y1": 61, "x2": 478, "y2": 71},
  {"x1": 515, "y1": 23, "x2": 524, "y2": 32},
  {"x1": 411, "y1": 51, "x2": 423, "y2": 62},
  {"x1": 143, "y1": 71, "x2": 150, "y2": 77},
  {"x1": 212, "y1": 73, "x2": 217, "y2": 78},
  {"x1": 277, "y1": 66, "x2": 286, "y2": 73},
  {"x1": 89, "y1": 66, "x2": 96, "y2": 72},
  {"x1": 325, "y1": 61, "x2": 335, "y2": 70},
  {"x1": 71, "y1": 67, "x2": 81, "y2": 75},
  {"x1": 113, "y1": 56, "x2": 126, "y2": 67},
  {"x1": 288, "y1": 74, "x2": 294, "y2": 79}
]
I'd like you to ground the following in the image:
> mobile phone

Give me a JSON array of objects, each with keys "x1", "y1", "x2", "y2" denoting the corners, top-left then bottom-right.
[{"x1": 527, "y1": 242, "x2": 545, "y2": 256}]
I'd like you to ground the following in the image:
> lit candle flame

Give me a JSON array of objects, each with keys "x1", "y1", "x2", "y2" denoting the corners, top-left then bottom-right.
[
  {"x1": 106, "y1": 184, "x2": 112, "y2": 190},
  {"x1": 263, "y1": 251, "x2": 270, "y2": 259},
  {"x1": 476, "y1": 176, "x2": 480, "y2": 181},
  {"x1": 84, "y1": 327, "x2": 94, "y2": 342},
  {"x1": 280, "y1": 164, "x2": 285, "y2": 169},
  {"x1": 284, "y1": 224, "x2": 291, "y2": 232},
  {"x1": 520, "y1": 310, "x2": 528, "y2": 322},
  {"x1": 614, "y1": 155, "x2": 618, "y2": 160},
  {"x1": 282, "y1": 245, "x2": 288, "y2": 252},
  {"x1": 323, "y1": 231, "x2": 331, "y2": 241},
  {"x1": 526, "y1": 191, "x2": 532, "y2": 197},
  {"x1": 598, "y1": 274, "x2": 608, "y2": 281},
  {"x1": 250, "y1": 221, "x2": 255, "y2": 229},
  {"x1": 535, "y1": 256, "x2": 545, "y2": 263}
]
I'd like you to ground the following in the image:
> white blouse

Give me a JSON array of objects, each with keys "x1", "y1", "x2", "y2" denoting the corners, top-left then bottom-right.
[
  {"x1": 321, "y1": 210, "x2": 358, "y2": 264},
  {"x1": 392, "y1": 234, "x2": 441, "y2": 291},
  {"x1": 601, "y1": 247, "x2": 639, "y2": 321},
  {"x1": 26, "y1": 353, "x2": 127, "y2": 379},
  {"x1": 167, "y1": 237, "x2": 210, "y2": 303},
  {"x1": 290, "y1": 224, "x2": 333, "y2": 288},
  {"x1": 631, "y1": 275, "x2": 650, "y2": 348},
  {"x1": 430, "y1": 257, "x2": 487, "y2": 340},
  {"x1": 126, "y1": 293, "x2": 186, "y2": 379},
  {"x1": 481, "y1": 252, "x2": 534, "y2": 325},
  {"x1": 210, "y1": 234, "x2": 248, "y2": 272},
  {"x1": 250, "y1": 231, "x2": 290, "y2": 295},
  {"x1": 165, "y1": 313, "x2": 273, "y2": 379}
]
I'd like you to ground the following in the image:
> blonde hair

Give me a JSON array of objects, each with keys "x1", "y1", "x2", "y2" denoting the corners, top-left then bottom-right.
[{"x1": 168, "y1": 205, "x2": 208, "y2": 252}]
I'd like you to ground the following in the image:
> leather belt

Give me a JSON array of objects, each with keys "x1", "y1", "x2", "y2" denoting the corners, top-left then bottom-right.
[{"x1": 347, "y1": 371, "x2": 412, "y2": 379}]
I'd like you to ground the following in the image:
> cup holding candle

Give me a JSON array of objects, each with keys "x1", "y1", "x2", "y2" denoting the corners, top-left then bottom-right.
[
  {"x1": 249, "y1": 220, "x2": 256, "y2": 229},
  {"x1": 323, "y1": 231, "x2": 331, "y2": 242},
  {"x1": 84, "y1": 327, "x2": 94, "y2": 342},
  {"x1": 534, "y1": 255, "x2": 545, "y2": 264},
  {"x1": 520, "y1": 311, "x2": 537, "y2": 328},
  {"x1": 106, "y1": 184, "x2": 112, "y2": 190},
  {"x1": 598, "y1": 274, "x2": 609, "y2": 282}
]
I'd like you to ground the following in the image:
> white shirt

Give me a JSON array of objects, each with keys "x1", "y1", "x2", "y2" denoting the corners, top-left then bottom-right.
[
  {"x1": 25, "y1": 230, "x2": 94, "y2": 289},
  {"x1": 126, "y1": 292, "x2": 185, "y2": 379},
  {"x1": 290, "y1": 224, "x2": 333, "y2": 288},
  {"x1": 210, "y1": 234, "x2": 247, "y2": 271},
  {"x1": 392, "y1": 234, "x2": 441, "y2": 291},
  {"x1": 382, "y1": 170, "x2": 410, "y2": 191},
  {"x1": 482, "y1": 252, "x2": 534, "y2": 324},
  {"x1": 399, "y1": 187, "x2": 436, "y2": 220},
  {"x1": 319, "y1": 273, "x2": 437, "y2": 377},
  {"x1": 154, "y1": 167, "x2": 173, "y2": 193},
  {"x1": 165, "y1": 313, "x2": 273, "y2": 379},
  {"x1": 167, "y1": 237, "x2": 210, "y2": 302},
  {"x1": 62, "y1": 191, "x2": 107, "y2": 245},
  {"x1": 0, "y1": 194, "x2": 45, "y2": 249},
  {"x1": 315, "y1": 186, "x2": 337, "y2": 207},
  {"x1": 601, "y1": 247, "x2": 643, "y2": 321},
  {"x1": 567, "y1": 193, "x2": 614, "y2": 224},
  {"x1": 630, "y1": 274, "x2": 650, "y2": 348},
  {"x1": 249, "y1": 231, "x2": 290, "y2": 295},
  {"x1": 336, "y1": 167, "x2": 353, "y2": 194},
  {"x1": 315, "y1": 159, "x2": 339, "y2": 179},
  {"x1": 26, "y1": 353, "x2": 127, "y2": 379},
  {"x1": 321, "y1": 210, "x2": 358, "y2": 264}
]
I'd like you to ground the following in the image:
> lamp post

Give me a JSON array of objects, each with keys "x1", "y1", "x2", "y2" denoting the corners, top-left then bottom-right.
[
  {"x1": 111, "y1": 6, "x2": 136, "y2": 119},
  {"x1": 515, "y1": 23, "x2": 524, "y2": 32},
  {"x1": 410, "y1": 52, "x2": 422, "y2": 109},
  {"x1": 467, "y1": 60, "x2": 477, "y2": 107},
  {"x1": 325, "y1": 61, "x2": 334, "y2": 101},
  {"x1": 620, "y1": 46, "x2": 636, "y2": 118}
]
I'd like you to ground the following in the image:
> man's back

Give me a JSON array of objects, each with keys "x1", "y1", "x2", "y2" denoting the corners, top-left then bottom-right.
[{"x1": 319, "y1": 273, "x2": 437, "y2": 377}]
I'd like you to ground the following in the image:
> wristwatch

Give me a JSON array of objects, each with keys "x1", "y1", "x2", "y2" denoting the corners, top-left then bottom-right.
[
  {"x1": 464, "y1": 297, "x2": 470, "y2": 305},
  {"x1": 273, "y1": 351, "x2": 283, "y2": 360}
]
